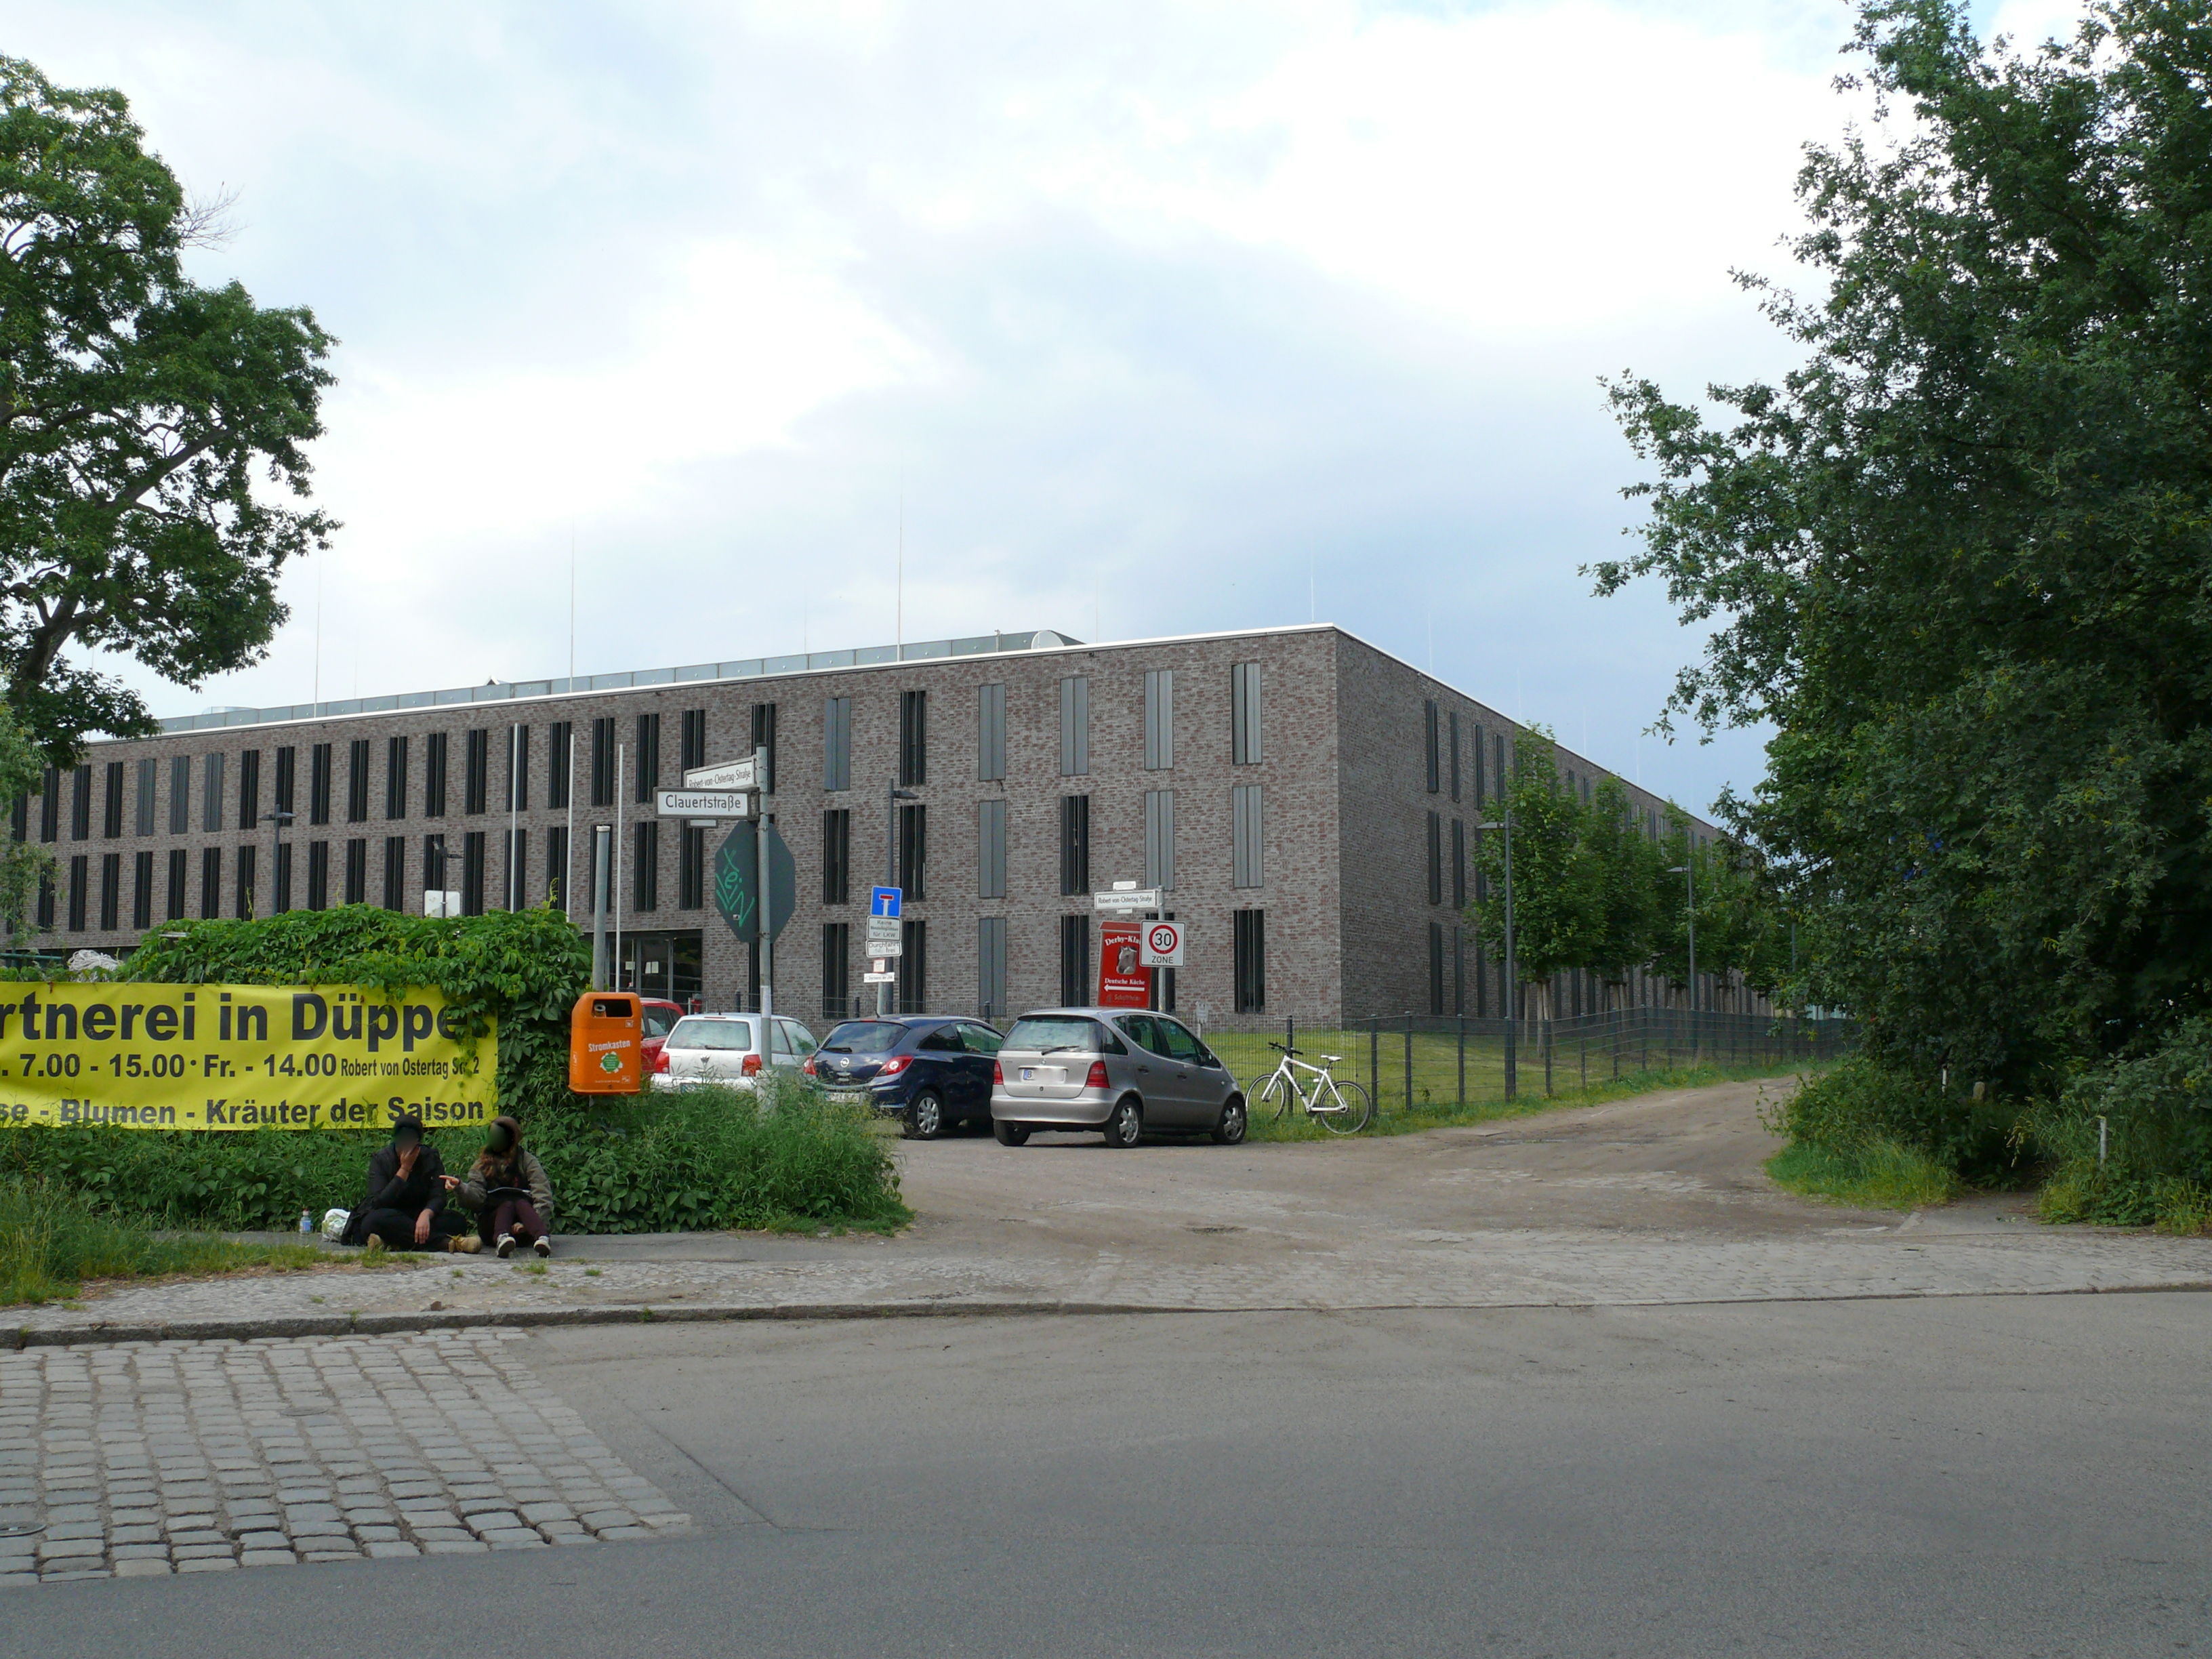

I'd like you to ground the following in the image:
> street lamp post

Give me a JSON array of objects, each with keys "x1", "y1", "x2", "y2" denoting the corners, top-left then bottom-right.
[
  {"x1": 880, "y1": 779, "x2": 919, "y2": 1016},
  {"x1": 1476, "y1": 805, "x2": 1516, "y2": 1100},
  {"x1": 1669, "y1": 857, "x2": 1697, "y2": 1060}
]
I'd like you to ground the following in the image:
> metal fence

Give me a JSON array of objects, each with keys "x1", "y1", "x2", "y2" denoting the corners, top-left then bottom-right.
[{"x1": 798, "y1": 1002, "x2": 1852, "y2": 1118}]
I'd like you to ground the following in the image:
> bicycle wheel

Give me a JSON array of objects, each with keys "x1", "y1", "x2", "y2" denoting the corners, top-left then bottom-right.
[
  {"x1": 1253, "y1": 1071, "x2": 1298, "y2": 1124},
  {"x1": 1315, "y1": 1078, "x2": 1372, "y2": 1134}
]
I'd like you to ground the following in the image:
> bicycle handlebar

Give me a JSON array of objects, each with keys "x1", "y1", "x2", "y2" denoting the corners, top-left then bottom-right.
[{"x1": 1267, "y1": 1042, "x2": 1303, "y2": 1055}]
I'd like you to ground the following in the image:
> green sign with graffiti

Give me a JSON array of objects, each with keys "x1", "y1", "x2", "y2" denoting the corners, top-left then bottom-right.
[{"x1": 714, "y1": 820, "x2": 796, "y2": 945}]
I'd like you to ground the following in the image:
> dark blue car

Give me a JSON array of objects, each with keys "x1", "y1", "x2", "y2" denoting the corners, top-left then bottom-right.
[{"x1": 802, "y1": 1015, "x2": 1006, "y2": 1139}]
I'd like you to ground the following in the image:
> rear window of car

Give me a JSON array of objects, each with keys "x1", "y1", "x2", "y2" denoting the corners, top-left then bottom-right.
[
  {"x1": 1004, "y1": 1017, "x2": 1104, "y2": 1054},
  {"x1": 666, "y1": 1017, "x2": 754, "y2": 1052},
  {"x1": 641, "y1": 1008, "x2": 678, "y2": 1038},
  {"x1": 819, "y1": 1021, "x2": 907, "y2": 1054}
]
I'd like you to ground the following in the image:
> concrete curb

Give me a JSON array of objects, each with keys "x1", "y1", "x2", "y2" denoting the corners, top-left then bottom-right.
[{"x1": 9, "y1": 1277, "x2": 2212, "y2": 1349}]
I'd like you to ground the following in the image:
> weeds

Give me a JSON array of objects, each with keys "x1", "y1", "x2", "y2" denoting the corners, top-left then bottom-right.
[
  {"x1": 1764, "y1": 1139, "x2": 1959, "y2": 1210},
  {"x1": 0, "y1": 1178, "x2": 321, "y2": 1307}
]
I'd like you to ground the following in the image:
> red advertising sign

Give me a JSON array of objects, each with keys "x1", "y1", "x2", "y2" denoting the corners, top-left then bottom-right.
[{"x1": 1096, "y1": 921, "x2": 1150, "y2": 1008}]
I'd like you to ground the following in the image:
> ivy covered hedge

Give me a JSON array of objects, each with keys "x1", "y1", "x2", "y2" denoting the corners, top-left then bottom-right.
[{"x1": 0, "y1": 906, "x2": 909, "y2": 1235}]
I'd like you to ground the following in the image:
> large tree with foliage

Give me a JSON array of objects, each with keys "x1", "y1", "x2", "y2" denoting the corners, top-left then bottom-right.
[
  {"x1": 0, "y1": 58, "x2": 334, "y2": 763},
  {"x1": 1467, "y1": 730, "x2": 1602, "y2": 1019},
  {"x1": 1602, "y1": 0, "x2": 2212, "y2": 1097}
]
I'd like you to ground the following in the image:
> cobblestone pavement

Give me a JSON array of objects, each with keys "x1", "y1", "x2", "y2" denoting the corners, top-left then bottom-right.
[{"x1": 0, "y1": 1331, "x2": 689, "y2": 1585}]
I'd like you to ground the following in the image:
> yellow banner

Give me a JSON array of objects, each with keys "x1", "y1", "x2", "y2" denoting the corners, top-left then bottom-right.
[{"x1": 0, "y1": 984, "x2": 495, "y2": 1130}]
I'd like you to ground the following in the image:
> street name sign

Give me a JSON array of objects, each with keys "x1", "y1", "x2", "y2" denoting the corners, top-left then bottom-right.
[
  {"x1": 684, "y1": 758, "x2": 758, "y2": 791},
  {"x1": 657, "y1": 789, "x2": 750, "y2": 818},
  {"x1": 1094, "y1": 887, "x2": 1161, "y2": 912}
]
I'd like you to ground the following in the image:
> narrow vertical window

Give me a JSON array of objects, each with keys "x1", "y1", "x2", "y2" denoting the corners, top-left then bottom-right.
[
  {"x1": 978, "y1": 916, "x2": 1008, "y2": 1021},
  {"x1": 822, "y1": 808, "x2": 851, "y2": 905},
  {"x1": 1423, "y1": 700, "x2": 1440, "y2": 795},
  {"x1": 461, "y1": 831, "x2": 486, "y2": 916},
  {"x1": 345, "y1": 740, "x2": 370, "y2": 823},
  {"x1": 544, "y1": 826, "x2": 569, "y2": 909},
  {"x1": 39, "y1": 766, "x2": 58, "y2": 842},
  {"x1": 1143, "y1": 670, "x2": 1174, "y2": 770},
  {"x1": 306, "y1": 841, "x2": 329, "y2": 911},
  {"x1": 634, "y1": 714, "x2": 661, "y2": 802},
  {"x1": 1145, "y1": 790, "x2": 1175, "y2": 890},
  {"x1": 823, "y1": 697, "x2": 852, "y2": 791},
  {"x1": 590, "y1": 717, "x2": 616, "y2": 805},
  {"x1": 899, "y1": 690, "x2": 928, "y2": 787},
  {"x1": 73, "y1": 764, "x2": 93, "y2": 840},
  {"x1": 129, "y1": 849, "x2": 151, "y2": 928},
  {"x1": 505, "y1": 828, "x2": 529, "y2": 910},
  {"x1": 896, "y1": 918, "x2": 928, "y2": 1014},
  {"x1": 307, "y1": 744, "x2": 332, "y2": 825},
  {"x1": 898, "y1": 802, "x2": 927, "y2": 901},
  {"x1": 199, "y1": 845, "x2": 221, "y2": 920},
  {"x1": 386, "y1": 735, "x2": 409, "y2": 819},
  {"x1": 1232, "y1": 785, "x2": 1265, "y2": 888},
  {"x1": 35, "y1": 867, "x2": 54, "y2": 930},
  {"x1": 1449, "y1": 711, "x2": 1462, "y2": 802},
  {"x1": 232, "y1": 846, "x2": 254, "y2": 921},
  {"x1": 1471, "y1": 723, "x2": 1486, "y2": 802},
  {"x1": 1452, "y1": 819, "x2": 1467, "y2": 909},
  {"x1": 749, "y1": 703, "x2": 776, "y2": 793},
  {"x1": 977, "y1": 799, "x2": 1006, "y2": 900},
  {"x1": 1059, "y1": 795, "x2": 1090, "y2": 895},
  {"x1": 383, "y1": 836, "x2": 405, "y2": 911},
  {"x1": 7, "y1": 792, "x2": 22, "y2": 844},
  {"x1": 273, "y1": 747, "x2": 295, "y2": 818},
  {"x1": 165, "y1": 848, "x2": 187, "y2": 920},
  {"x1": 821, "y1": 922, "x2": 851, "y2": 1021},
  {"x1": 977, "y1": 684, "x2": 1006, "y2": 781},
  {"x1": 272, "y1": 842, "x2": 292, "y2": 916},
  {"x1": 464, "y1": 728, "x2": 489, "y2": 813},
  {"x1": 633, "y1": 820, "x2": 658, "y2": 912},
  {"x1": 68, "y1": 853, "x2": 89, "y2": 930},
  {"x1": 1233, "y1": 909, "x2": 1267, "y2": 1012},
  {"x1": 202, "y1": 752, "x2": 224, "y2": 833},
  {"x1": 1429, "y1": 921, "x2": 1446, "y2": 1015},
  {"x1": 680, "y1": 824, "x2": 705, "y2": 909},
  {"x1": 547, "y1": 722, "x2": 571, "y2": 809},
  {"x1": 680, "y1": 708, "x2": 708, "y2": 773},
  {"x1": 169, "y1": 756, "x2": 190, "y2": 834},
  {"x1": 1427, "y1": 810, "x2": 1442, "y2": 905},
  {"x1": 506, "y1": 724, "x2": 530, "y2": 811},
  {"x1": 135, "y1": 757, "x2": 156, "y2": 836},
  {"x1": 1059, "y1": 676, "x2": 1088, "y2": 776},
  {"x1": 1231, "y1": 663, "x2": 1264, "y2": 765},
  {"x1": 104, "y1": 761, "x2": 126, "y2": 838},
  {"x1": 424, "y1": 733, "x2": 449, "y2": 817},
  {"x1": 1059, "y1": 914, "x2": 1090, "y2": 1007}
]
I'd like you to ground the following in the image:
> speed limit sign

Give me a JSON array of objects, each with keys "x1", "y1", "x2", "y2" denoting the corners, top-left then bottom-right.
[{"x1": 1139, "y1": 920, "x2": 1185, "y2": 967}]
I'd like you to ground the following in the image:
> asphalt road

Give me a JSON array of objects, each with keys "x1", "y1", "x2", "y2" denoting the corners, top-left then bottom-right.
[{"x1": 17, "y1": 1292, "x2": 2209, "y2": 1658}]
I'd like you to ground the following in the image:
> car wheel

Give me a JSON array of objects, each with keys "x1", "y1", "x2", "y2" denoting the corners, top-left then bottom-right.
[
  {"x1": 1103, "y1": 1098, "x2": 1143, "y2": 1149},
  {"x1": 904, "y1": 1090, "x2": 946, "y2": 1140},
  {"x1": 993, "y1": 1118, "x2": 1030, "y2": 1147},
  {"x1": 1211, "y1": 1097, "x2": 1248, "y2": 1146}
]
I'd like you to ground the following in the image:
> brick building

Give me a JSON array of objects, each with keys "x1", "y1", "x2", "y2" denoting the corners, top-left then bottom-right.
[{"x1": 11, "y1": 624, "x2": 1722, "y2": 1025}]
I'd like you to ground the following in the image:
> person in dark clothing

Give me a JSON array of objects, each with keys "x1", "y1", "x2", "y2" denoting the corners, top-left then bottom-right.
[
  {"x1": 445, "y1": 1115, "x2": 556, "y2": 1258},
  {"x1": 346, "y1": 1115, "x2": 478, "y2": 1252}
]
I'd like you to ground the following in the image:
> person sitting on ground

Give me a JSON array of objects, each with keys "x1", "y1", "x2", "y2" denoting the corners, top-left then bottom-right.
[
  {"x1": 344, "y1": 1114, "x2": 478, "y2": 1253},
  {"x1": 443, "y1": 1114, "x2": 556, "y2": 1258}
]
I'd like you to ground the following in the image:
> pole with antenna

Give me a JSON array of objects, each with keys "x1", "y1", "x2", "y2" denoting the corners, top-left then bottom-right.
[{"x1": 895, "y1": 496, "x2": 903, "y2": 654}]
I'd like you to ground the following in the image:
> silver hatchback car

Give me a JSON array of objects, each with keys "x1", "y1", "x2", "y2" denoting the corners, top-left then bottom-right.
[{"x1": 989, "y1": 1006, "x2": 1246, "y2": 1147}]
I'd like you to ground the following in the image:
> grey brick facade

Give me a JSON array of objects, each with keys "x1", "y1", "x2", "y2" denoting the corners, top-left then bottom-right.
[{"x1": 14, "y1": 626, "x2": 1717, "y2": 1025}]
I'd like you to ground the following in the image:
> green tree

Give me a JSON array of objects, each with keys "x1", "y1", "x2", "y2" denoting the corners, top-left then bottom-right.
[
  {"x1": 0, "y1": 58, "x2": 335, "y2": 764},
  {"x1": 1467, "y1": 730, "x2": 1600, "y2": 1019},
  {"x1": 0, "y1": 702, "x2": 47, "y2": 940},
  {"x1": 1580, "y1": 775, "x2": 1663, "y2": 1008},
  {"x1": 1601, "y1": 0, "x2": 2212, "y2": 1097}
]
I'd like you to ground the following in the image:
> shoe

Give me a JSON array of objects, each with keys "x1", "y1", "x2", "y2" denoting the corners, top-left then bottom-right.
[
  {"x1": 447, "y1": 1234, "x2": 481, "y2": 1254},
  {"x1": 363, "y1": 1236, "x2": 386, "y2": 1255},
  {"x1": 496, "y1": 1233, "x2": 515, "y2": 1258},
  {"x1": 533, "y1": 1236, "x2": 552, "y2": 1258}
]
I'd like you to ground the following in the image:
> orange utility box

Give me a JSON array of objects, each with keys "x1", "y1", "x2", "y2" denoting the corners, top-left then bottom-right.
[{"x1": 569, "y1": 992, "x2": 644, "y2": 1094}]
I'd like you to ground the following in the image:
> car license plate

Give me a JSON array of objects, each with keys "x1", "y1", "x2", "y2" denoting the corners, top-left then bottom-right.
[
  {"x1": 825, "y1": 1090, "x2": 867, "y2": 1105},
  {"x1": 1021, "y1": 1067, "x2": 1036, "y2": 1082}
]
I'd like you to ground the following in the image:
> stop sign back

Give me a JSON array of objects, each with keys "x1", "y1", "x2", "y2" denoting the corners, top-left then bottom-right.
[{"x1": 1139, "y1": 920, "x2": 1185, "y2": 967}]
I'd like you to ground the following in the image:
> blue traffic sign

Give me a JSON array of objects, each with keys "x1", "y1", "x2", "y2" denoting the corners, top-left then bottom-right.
[{"x1": 870, "y1": 886, "x2": 903, "y2": 919}]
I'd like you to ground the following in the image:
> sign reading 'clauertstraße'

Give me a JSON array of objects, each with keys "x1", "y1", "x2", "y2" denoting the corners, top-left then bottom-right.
[{"x1": 0, "y1": 983, "x2": 493, "y2": 1130}]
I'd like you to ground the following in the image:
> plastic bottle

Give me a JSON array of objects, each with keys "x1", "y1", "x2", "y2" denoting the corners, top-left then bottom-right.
[{"x1": 299, "y1": 1208, "x2": 314, "y2": 1235}]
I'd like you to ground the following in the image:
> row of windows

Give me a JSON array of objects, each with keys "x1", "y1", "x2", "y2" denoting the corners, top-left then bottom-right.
[
  {"x1": 36, "y1": 783, "x2": 1272, "y2": 935},
  {"x1": 815, "y1": 908, "x2": 1266, "y2": 1020},
  {"x1": 18, "y1": 664, "x2": 1273, "y2": 851},
  {"x1": 1423, "y1": 699, "x2": 1504, "y2": 804}
]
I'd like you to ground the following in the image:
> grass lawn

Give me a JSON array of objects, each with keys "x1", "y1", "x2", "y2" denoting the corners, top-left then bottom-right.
[{"x1": 0, "y1": 1179, "x2": 325, "y2": 1307}]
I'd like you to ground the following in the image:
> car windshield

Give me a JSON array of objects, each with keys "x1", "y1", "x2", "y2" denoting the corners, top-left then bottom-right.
[
  {"x1": 666, "y1": 1018, "x2": 754, "y2": 1052},
  {"x1": 1005, "y1": 1017, "x2": 1101, "y2": 1054},
  {"x1": 819, "y1": 1021, "x2": 907, "y2": 1054}
]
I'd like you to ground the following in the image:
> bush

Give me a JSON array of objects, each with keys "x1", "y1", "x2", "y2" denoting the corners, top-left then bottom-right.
[
  {"x1": 1773, "y1": 1052, "x2": 2020, "y2": 1183},
  {"x1": 0, "y1": 1074, "x2": 907, "y2": 1235},
  {"x1": 0, "y1": 1176, "x2": 320, "y2": 1305}
]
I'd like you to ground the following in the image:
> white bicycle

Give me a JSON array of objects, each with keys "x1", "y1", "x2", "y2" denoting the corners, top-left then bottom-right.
[{"x1": 1250, "y1": 1042, "x2": 1374, "y2": 1134}]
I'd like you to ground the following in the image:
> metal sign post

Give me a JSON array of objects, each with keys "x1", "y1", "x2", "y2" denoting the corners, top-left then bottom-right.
[
  {"x1": 590, "y1": 823, "x2": 612, "y2": 988},
  {"x1": 756, "y1": 745, "x2": 773, "y2": 1024}
]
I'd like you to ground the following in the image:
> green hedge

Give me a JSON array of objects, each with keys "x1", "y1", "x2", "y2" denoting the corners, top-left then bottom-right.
[{"x1": 0, "y1": 1079, "x2": 908, "y2": 1235}]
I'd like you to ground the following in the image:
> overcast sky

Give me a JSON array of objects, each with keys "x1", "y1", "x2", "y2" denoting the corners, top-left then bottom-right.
[{"x1": 16, "y1": 0, "x2": 2076, "y2": 815}]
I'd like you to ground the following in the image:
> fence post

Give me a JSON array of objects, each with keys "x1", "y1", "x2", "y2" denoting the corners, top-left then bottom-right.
[
  {"x1": 1370, "y1": 1017, "x2": 1380, "y2": 1111},
  {"x1": 1404, "y1": 1012, "x2": 1414, "y2": 1112},
  {"x1": 1543, "y1": 1019, "x2": 1554, "y2": 1097},
  {"x1": 1504, "y1": 1012, "x2": 1517, "y2": 1101},
  {"x1": 1456, "y1": 1015, "x2": 1466, "y2": 1105},
  {"x1": 1286, "y1": 1013, "x2": 1296, "y2": 1059}
]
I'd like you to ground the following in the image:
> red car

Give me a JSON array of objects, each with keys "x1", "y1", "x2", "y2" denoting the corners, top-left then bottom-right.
[{"x1": 638, "y1": 999, "x2": 687, "y2": 1073}]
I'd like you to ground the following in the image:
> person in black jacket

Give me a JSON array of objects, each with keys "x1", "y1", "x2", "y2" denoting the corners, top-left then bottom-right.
[{"x1": 346, "y1": 1115, "x2": 478, "y2": 1252}]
